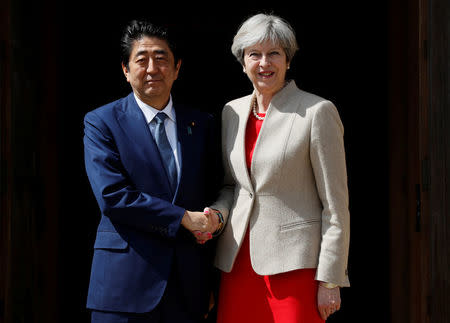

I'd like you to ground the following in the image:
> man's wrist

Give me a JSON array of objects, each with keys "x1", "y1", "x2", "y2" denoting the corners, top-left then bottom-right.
[{"x1": 181, "y1": 210, "x2": 190, "y2": 228}]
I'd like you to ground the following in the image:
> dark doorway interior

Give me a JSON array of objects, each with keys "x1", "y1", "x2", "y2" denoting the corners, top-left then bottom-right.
[
  {"x1": 58, "y1": 2, "x2": 390, "y2": 322},
  {"x1": 4, "y1": 1, "x2": 390, "y2": 322}
]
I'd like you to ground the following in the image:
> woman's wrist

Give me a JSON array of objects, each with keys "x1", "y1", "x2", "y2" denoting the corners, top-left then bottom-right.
[
  {"x1": 319, "y1": 281, "x2": 339, "y2": 289},
  {"x1": 212, "y1": 210, "x2": 224, "y2": 236}
]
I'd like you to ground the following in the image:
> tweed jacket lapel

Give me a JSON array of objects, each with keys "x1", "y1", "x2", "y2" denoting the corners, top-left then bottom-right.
[
  {"x1": 233, "y1": 95, "x2": 254, "y2": 194},
  {"x1": 247, "y1": 81, "x2": 299, "y2": 192}
]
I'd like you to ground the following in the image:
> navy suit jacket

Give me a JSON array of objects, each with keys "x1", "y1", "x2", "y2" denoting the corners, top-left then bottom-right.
[{"x1": 84, "y1": 93, "x2": 221, "y2": 315}]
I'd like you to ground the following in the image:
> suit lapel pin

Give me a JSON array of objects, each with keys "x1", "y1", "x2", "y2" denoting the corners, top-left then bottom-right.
[{"x1": 187, "y1": 121, "x2": 195, "y2": 135}]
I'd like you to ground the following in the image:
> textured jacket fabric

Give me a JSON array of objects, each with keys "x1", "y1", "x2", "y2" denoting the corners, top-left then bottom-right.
[{"x1": 211, "y1": 81, "x2": 350, "y2": 287}]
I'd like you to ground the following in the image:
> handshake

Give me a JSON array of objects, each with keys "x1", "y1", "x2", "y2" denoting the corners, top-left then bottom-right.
[{"x1": 181, "y1": 207, "x2": 222, "y2": 244}]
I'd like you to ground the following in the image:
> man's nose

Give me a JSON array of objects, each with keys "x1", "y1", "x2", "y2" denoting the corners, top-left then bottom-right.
[{"x1": 146, "y1": 58, "x2": 158, "y2": 73}]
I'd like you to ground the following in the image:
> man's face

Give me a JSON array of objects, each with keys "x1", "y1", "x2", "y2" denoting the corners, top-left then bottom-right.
[{"x1": 122, "y1": 36, "x2": 181, "y2": 109}]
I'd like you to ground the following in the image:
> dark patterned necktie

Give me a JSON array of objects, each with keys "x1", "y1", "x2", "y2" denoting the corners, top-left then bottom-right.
[{"x1": 154, "y1": 112, "x2": 178, "y2": 194}]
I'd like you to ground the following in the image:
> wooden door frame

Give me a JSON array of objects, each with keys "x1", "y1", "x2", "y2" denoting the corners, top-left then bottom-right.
[
  {"x1": 0, "y1": 0, "x2": 12, "y2": 321},
  {"x1": 389, "y1": 0, "x2": 449, "y2": 322},
  {"x1": 0, "y1": 0, "x2": 60, "y2": 322},
  {"x1": 387, "y1": 0, "x2": 429, "y2": 321},
  {"x1": 428, "y1": 0, "x2": 450, "y2": 320}
]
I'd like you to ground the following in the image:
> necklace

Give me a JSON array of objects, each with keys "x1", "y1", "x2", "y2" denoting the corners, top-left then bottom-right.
[
  {"x1": 251, "y1": 81, "x2": 290, "y2": 121},
  {"x1": 252, "y1": 98, "x2": 265, "y2": 120}
]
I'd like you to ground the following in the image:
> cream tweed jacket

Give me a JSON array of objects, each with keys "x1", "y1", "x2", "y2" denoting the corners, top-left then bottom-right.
[{"x1": 211, "y1": 80, "x2": 350, "y2": 287}]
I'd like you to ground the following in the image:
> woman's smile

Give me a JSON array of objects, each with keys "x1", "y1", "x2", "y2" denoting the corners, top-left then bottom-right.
[{"x1": 243, "y1": 40, "x2": 288, "y2": 97}]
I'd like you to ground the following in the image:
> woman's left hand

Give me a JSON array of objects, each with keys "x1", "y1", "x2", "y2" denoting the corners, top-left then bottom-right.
[{"x1": 317, "y1": 284, "x2": 341, "y2": 320}]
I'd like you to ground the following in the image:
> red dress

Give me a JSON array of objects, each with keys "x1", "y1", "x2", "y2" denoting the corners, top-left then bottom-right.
[{"x1": 217, "y1": 112, "x2": 324, "y2": 323}]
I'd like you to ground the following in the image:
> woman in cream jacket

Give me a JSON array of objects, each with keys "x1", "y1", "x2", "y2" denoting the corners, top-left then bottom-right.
[{"x1": 208, "y1": 13, "x2": 350, "y2": 323}]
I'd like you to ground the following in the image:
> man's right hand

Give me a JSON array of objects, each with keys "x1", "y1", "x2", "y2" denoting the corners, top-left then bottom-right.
[
  {"x1": 181, "y1": 210, "x2": 217, "y2": 233},
  {"x1": 182, "y1": 208, "x2": 220, "y2": 244}
]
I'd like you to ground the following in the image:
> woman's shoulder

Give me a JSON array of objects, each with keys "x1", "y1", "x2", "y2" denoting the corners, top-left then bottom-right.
[
  {"x1": 284, "y1": 84, "x2": 342, "y2": 128},
  {"x1": 272, "y1": 80, "x2": 332, "y2": 113},
  {"x1": 225, "y1": 94, "x2": 252, "y2": 108},
  {"x1": 292, "y1": 86, "x2": 331, "y2": 109},
  {"x1": 296, "y1": 91, "x2": 343, "y2": 131},
  {"x1": 221, "y1": 94, "x2": 253, "y2": 115},
  {"x1": 288, "y1": 85, "x2": 337, "y2": 115}
]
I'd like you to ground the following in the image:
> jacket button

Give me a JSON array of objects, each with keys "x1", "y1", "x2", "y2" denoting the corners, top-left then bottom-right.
[{"x1": 249, "y1": 193, "x2": 253, "y2": 198}]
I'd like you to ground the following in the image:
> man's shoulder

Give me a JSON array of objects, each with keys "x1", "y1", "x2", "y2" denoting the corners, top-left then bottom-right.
[{"x1": 85, "y1": 94, "x2": 132, "y2": 119}]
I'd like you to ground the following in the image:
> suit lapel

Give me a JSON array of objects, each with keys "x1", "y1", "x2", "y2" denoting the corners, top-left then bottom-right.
[
  {"x1": 234, "y1": 96, "x2": 254, "y2": 193},
  {"x1": 117, "y1": 93, "x2": 172, "y2": 194},
  {"x1": 173, "y1": 105, "x2": 190, "y2": 201},
  {"x1": 249, "y1": 81, "x2": 298, "y2": 190}
]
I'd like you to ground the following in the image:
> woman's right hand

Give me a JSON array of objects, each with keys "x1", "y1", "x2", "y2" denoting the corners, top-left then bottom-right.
[
  {"x1": 184, "y1": 208, "x2": 220, "y2": 244},
  {"x1": 194, "y1": 208, "x2": 221, "y2": 244}
]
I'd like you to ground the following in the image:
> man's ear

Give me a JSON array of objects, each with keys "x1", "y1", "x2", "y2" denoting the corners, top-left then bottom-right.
[
  {"x1": 122, "y1": 62, "x2": 130, "y2": 82},
  {"x1": 174, "y1": 59, "x2": 182, "y2": 79}
]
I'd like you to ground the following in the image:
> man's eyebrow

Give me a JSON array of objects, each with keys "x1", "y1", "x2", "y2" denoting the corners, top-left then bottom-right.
[
  {"x1": 134, "y1": 50, "x2": 149, "y2": 57},
  {"x1": 153, "y1": 49, "x2": 168, "y2": 56},
  {"x1": 134, "y1": 49, "x2": 169, "y2": 57}
]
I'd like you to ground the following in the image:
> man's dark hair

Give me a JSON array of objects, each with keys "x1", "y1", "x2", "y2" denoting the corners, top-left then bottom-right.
[{"x1": 121, "y1": 20, "x2": 180, "y2": 68}]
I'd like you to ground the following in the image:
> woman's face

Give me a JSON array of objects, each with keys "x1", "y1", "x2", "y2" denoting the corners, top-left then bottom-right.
[{"x1": 243, "y1": 40, "x2": 288, "y2": 97}]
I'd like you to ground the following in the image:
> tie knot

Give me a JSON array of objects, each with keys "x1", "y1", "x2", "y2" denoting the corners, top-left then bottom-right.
[{"x1": 155, "y1": 112, "x2": 168, "y2": 124}]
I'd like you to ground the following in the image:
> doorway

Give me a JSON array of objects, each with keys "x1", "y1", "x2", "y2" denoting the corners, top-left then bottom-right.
[
  {"x1": 3, "y1": 0, "x2": 448, "y2": 322},
  {"x1": 58, "y1": 2, "x2": 391, "y2": 323}
]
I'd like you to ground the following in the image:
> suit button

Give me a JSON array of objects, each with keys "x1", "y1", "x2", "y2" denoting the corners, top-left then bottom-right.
[{"x1": 249, "y1": 193, "x2": 253, "y2": 198}]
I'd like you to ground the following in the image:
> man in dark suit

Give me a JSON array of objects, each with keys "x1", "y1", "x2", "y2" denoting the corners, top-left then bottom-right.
[{"x1": 83, "y1": 20, "x2": 221, "y2": 322}]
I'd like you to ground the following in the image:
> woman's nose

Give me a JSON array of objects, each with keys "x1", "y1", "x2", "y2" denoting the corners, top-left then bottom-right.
[{"x1": 260, "y1": 55, "x2": 271, "y2": 67}]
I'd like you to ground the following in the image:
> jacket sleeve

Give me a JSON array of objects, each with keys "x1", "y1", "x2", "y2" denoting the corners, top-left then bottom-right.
[
  {"x1": 83, "y1": 110, "x2": 185, "y2": 238},
  {"x1": 310, "y1": 101, "x2": 350, "y2": 287}
]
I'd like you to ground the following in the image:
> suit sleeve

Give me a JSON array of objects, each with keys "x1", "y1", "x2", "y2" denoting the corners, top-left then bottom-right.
[
  {"x1": 83, "y1": 110, "x2": 185, "y2": 238},
  {"x1": 310, "y1": 101, "x2": 350, "y2": 287}
]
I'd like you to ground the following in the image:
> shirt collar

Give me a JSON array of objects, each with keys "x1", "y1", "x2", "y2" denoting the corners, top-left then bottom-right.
[{"x1": 134, "y1": 94, "x2": 176, "y2": 124}]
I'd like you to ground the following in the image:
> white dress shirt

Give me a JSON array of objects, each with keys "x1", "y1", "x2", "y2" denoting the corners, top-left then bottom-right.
[{"x1": 134, "y1": 94, "x2": 181, "y2": 183}]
